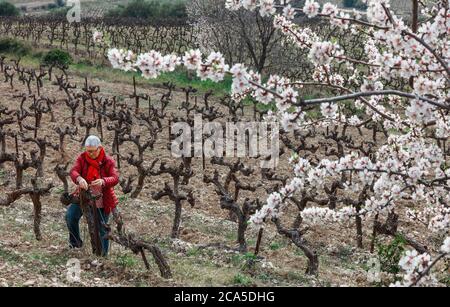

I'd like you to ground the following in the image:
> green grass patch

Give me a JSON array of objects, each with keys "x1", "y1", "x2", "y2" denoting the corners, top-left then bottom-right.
[
  {"x1": 0, "y1": 247, "x2": 21, "y2": 263},
  {"x1": 285, "y1": 271, "x2": 309, "y2": 284},
  {"x1": 335, "y1": 245, "x2": 354, "y2": 262},
  {"x1": 225, "y1": 231, "x2": 237, "y2": 242},
  {"x1": 27, "y1": 251, "x2": 67, "y2": 266},
  {"x1": 70, "y1": 62, "x2": 233, "y2": 96},
  {"x1": 186, "y1": 247, "x2": 201, "y2": 257},
  {"x1": 232, "y1": 273, "x2": 253, "y2": 286},
  {"x1": 269, "y1": 241, "x2": 284, "y2": 251},
  {"x1": 114, "y1": 253, "x2": 138, "y2": 269},
  {"x1": 0, "y1": 46, "x2": 233, "y2": 96},
  {"x1": 118, "y1": 194, "x2": 129, "y2": 204},
  {"x1": 171, "y1": 255, "x2": 236, "y2": 286},
  {"x1": 230, "y1": 252, "x2": 258, "y2": 269}
]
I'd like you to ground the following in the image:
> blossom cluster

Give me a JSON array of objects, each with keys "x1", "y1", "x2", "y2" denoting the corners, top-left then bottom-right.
[
  {"x1": 391, "y1": 250, "x2": 435, "y2": 287},
  {"x1": 392, "y1": 238, "x2": 449, "y2": 288}
]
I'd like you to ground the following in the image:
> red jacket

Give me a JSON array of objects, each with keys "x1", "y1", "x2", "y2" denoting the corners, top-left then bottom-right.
[{"x1": 70, "y1": 153, "x2": 120, "y2": 214}]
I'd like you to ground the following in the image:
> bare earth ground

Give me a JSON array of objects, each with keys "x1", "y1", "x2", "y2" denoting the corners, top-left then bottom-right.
[{"x1": 0, "y1": 63, "x2": 445, "y2": 287}]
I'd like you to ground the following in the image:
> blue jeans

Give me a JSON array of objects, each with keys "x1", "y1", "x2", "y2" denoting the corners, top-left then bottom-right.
[{"x1": 65, "y1": 204, "x2": 110, "y2": 256}]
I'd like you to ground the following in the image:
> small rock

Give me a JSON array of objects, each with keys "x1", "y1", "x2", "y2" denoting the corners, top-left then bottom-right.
[
  {"x1": 261, "y1": 260, "x2": 275, "y2": 269},
  {"x1": 23, "y1": 280, "x2": 35, "y2": 287},
  {"x1": 15, "y1": 218, "x2": 26, "y2": 224}
]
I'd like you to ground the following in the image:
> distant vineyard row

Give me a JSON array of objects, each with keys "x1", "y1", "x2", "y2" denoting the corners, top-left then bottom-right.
[{"x1": 0, "y1": 16, "x2": 197, "y2": 58}]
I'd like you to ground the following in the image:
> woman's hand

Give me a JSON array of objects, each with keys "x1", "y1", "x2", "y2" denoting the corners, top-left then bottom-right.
[
  {"x1": 77, "y1": 177, "x2": 89, "y2": 190},
  {"x1": 90, "y1": 179, "x2": 105, "y2": 187}
]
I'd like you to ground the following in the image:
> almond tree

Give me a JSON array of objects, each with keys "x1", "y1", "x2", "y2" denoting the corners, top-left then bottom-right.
[{"x1": 104, "y1": 0, "x2": 449, "y2": 283}]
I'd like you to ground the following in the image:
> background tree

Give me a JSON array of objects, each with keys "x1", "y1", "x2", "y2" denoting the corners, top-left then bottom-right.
[{"x1": 0, "y1": 1, "x2": 19, "y2": 17}]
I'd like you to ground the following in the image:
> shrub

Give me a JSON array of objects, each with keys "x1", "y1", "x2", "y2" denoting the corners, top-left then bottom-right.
[
  {"x1": 0, "y1": 1, "x2": 19, "y2": 16},
  {"x1": 46, "y1": 3, "x2": 58, "y2": 10},
  {"x1": 41, "y1": 49, "x2": 72, "y2": 68},
  {"x1": 159, "y1": 0, "x2": 186, "y2": 18},
  {"x1": 342, "y1": 0, "x2": 368, "y2": 10},
  {"x1": 0, "y1": 38, "x2": 30, "y2": 56},
  {"x1": 107, "y1": 0, "x2": 187, "y2": 19},
  {"x1": 55, "y1": 0, "x2": 66, "y2": 7},
  {"x1": 377, "y1": 235, "x2": 407, "y2": 275},
  {"x1": 46, "y1": 5, "x2": 70, "y2": 18}
]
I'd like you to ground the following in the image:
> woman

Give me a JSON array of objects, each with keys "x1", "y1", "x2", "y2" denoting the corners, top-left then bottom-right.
[{"x1": 66, "y1": 135, "x2": 119, "y2": 256}]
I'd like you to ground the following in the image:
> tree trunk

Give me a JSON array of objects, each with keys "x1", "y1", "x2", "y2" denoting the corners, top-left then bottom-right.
[
  {"x1": 171, "y1": 201, "x2": 182, "y2": 239},
  {"x1": 410, "y1": 0, "x2": 419, "y2": 88},
  {"x1": 293, "y1": 237, "x2": 319, "y2": 275},
  {"x1": 80, "y1": 192, "x2": 102, "y2": 256},
  {"x1": 31, "y1": 194, "x2": 42, "y2": 241},
  {"x1": 131, "y1": 173, "x2": 146, "y2": 199},
  {"x1": 237, "y1": 217, "x2": 248, "y2": 252}
]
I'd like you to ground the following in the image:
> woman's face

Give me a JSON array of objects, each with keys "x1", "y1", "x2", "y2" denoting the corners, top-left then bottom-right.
[{"x1": 86, "y1": 146, "x2": 100, "y2": 159}]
